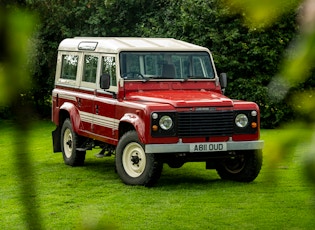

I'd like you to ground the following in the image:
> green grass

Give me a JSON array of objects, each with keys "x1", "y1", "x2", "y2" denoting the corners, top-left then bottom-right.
[{"x1": 0, "y1": 120, "x2": 314, "y2": 229}]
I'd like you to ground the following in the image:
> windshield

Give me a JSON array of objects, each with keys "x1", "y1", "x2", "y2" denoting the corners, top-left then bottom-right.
[{"x1": 120, "y1": 51, "x2": 215, "y2": 80}]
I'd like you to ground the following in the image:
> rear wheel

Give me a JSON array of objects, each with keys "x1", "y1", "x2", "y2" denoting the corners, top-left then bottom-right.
[
  {"x1": 61, "y1": 119, "x2": 86, "y2": 166},
  {"x1": 216, "y1": 150, "x2": 262, "y2": 182},
  {"x1": 115, "y1": 130, "x2": 163, "y2": 186}
]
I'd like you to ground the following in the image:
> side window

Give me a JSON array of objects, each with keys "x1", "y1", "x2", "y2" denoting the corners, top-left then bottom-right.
[
  {"x1": 83, "y1": 55, "x2": 98, "y2": 83},
  {"x1": 61, "y1": 54, "x2": 78, "y2": 80},
  {"x1": 102, "y1": 56, "x2": 116, "y2": 86}
]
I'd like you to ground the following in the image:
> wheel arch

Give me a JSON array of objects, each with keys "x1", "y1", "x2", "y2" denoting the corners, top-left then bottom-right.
[
  {"x1": 119, "y1": 113, "x2": 146, "y2": 143},
  {"x1": 59, "y1": 102, "x2": 81, "y2": 133},
  {"x1": 52, "y1": 103, "x2": 81, "y2": 153},
  {"x1": 52, "y1": 108, "x2": 72, "y2": 153}
]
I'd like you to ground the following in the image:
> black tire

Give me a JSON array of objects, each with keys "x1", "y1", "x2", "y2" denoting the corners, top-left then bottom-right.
[
  {"x1": 60, "y1": 119, "x2": 86, "y2": 166},
  {"x1": 115, "y1": 130, "x2": 163, "y2": 186},
  {"x1": 216, "y1": 150, "x2": 262, "y2": 182}
]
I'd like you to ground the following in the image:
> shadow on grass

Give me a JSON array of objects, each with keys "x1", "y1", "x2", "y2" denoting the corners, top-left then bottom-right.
[
  {"x1": 84, "y1": 157, "x2": 224, "y2": 188},
  {"x1": 84, "y1": 157, "x2": 116, "y2": 173},
  {"x1": 46, "y1": 154, "x2": 258, "y2": 190},
  {"x1": 158, "y1": 175, "x2": 222, "y2": 187},
  {"x1": 157, "y1": 167, "x2": 254, "y2": 190}
]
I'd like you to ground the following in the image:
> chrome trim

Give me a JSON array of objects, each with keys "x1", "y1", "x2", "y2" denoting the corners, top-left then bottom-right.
[{"x1": 145, "y1": 140, "x2": 264, "y2": 154}]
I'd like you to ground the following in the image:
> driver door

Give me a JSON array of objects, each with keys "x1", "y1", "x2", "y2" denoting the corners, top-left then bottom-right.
[{"x1": 92, "y1": 55, "x2": 119, "y2": 142}]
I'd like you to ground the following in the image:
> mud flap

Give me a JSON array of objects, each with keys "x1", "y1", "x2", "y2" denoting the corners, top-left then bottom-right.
[{"x1": 52, "y1": 126, "x2": 61, "y2": 153}]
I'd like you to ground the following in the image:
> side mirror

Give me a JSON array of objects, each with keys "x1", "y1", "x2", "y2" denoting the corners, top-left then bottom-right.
[
  {"x1": 100, "y1": 73, "x2": 110, "y2": 89},
  {"x1": 219, "y1": 73, "x2": 227, "y2": 92}
]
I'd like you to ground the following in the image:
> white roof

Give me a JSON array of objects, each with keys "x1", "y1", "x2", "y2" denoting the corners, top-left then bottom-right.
[{"x1": 58, "y1": 37, "x2": 209, "y2": 53}]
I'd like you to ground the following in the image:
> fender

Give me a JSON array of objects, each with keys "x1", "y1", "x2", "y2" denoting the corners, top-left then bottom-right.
[
  {"x1": 59, "y1": 102, "x2": 82, "y2": 133},
  {"x1": 120, "y1": 113, "x2": 147, "y2": 143},
  {"x1": 52, "y1": 102, "x2": 82, "y2": 153}
]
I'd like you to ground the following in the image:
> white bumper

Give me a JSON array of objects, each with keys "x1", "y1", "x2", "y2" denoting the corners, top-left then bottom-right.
[{"x1": 145, "y1": 140, "x2": 264, "y2": 154}]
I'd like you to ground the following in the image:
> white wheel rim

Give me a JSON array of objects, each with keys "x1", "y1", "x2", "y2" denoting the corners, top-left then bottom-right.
[
  {"x1": 122, "y1": 142, "x2": 146, "y2": 178},
  {"x1": 63, "y1": 128, "x2": 73, "y2": 158}
]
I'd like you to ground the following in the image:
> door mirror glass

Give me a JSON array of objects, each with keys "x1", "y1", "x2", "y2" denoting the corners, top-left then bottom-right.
[
  {"x1": 100, "y1": 73, "x2": 110, "y2": 89},
  {"x1": 219, "y1": 73, "x2": 227, "y2": 89}
]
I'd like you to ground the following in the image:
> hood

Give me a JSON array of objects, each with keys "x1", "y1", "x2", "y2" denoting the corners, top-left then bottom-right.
[{"x1": 127, "y1": 90, "x2": 233, "y2": 107}]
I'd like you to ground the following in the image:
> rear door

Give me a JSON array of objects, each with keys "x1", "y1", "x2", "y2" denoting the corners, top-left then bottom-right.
[{"x1": 78, "y1": 53, "x2": 99, "y2": 134}]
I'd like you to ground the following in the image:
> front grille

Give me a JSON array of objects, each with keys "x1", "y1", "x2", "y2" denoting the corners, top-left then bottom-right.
[{"x1": 177, "y1": 111, "x2": 234, "y2": 137}]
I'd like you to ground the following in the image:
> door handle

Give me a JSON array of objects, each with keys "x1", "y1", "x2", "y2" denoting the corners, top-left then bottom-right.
[{"x1": 95, "y1": 105, "x2": 99, "y2": 114}]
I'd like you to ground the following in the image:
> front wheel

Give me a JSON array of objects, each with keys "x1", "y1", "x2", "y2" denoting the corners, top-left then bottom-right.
[
  {"x1": 115, "y1": 131, "x2": 163, "y2": 186},
  {"x1": 216, "y1": 150, "x2": 262, "y2": 182},
  {"x1": 61, "y1": 119, "x2": 86, "y2": 166}
]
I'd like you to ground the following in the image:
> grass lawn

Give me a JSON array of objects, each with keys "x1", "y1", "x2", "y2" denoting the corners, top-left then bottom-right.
[{"x1": 0, "y1": 120, "x2": 314, "y2": 229}]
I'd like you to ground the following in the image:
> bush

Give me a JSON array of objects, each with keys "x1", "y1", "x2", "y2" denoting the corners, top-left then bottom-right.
[{"x1": 0, "y1": 106, "x2": 13, "y2": 120}]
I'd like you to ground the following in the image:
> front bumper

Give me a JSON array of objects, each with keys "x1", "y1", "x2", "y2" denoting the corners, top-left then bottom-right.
[{"x1": 145, "y1": 140, "x2": 264, "y2": 154}]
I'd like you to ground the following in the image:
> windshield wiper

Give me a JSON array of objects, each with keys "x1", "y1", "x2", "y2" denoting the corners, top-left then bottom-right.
[
  {"x1": 186, "y1": 76, "x2": 205, "y2": 79},
  {"x1": 181, "y1": 76, "x2": 207, "y2": 82}
]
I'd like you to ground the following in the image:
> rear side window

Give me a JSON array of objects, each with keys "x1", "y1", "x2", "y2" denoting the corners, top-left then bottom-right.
[
  {"x1": 61, "y1": 54, "x2": 78, "y2": 80},
  {"x1": 83, "y1": 55, "x2": 98, "y2": 83}
]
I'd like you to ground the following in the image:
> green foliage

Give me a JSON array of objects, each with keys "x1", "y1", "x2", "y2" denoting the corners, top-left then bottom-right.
[
  {"x1": 223, "y1": 0, "x2": 301, "y2": 28},
  {"x1": 5, "y1": 0, "x2": 310, "y2": 128}
]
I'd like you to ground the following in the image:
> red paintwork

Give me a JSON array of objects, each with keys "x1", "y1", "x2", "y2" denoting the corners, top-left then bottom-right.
[
  {"x1": 52, "y1": 79, "x2": 260, "y2": 146},
  {"x1": 127, "y1": 90, "x2": 233, "y2": 107}
]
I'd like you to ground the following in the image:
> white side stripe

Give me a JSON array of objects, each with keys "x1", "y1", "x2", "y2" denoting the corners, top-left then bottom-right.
[
  {"x1": 58, "y1": 94, "x2": 76, "y2": 101},
  {"x1": 79, "y1": 111, "x2": 119, "y2": 130},
  {"x1": 80, "y1": 111, "x2": 93, "y2": 123}
]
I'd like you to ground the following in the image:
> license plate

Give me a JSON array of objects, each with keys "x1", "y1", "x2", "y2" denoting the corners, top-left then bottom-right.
[{"x1": 190, "y1": 143, "x2": 227, "y2": 152}]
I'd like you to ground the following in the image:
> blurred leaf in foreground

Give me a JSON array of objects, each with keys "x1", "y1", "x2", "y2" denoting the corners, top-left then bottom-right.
[
  {"x1": 0, "y1": 5, "x2": 41, "y2": 229},
  {"x1": 222, "y1": 0, "x2": 301, "y2": 28},
  {"x1": 0, "y1": 8, "x2": 35, "y2": 106}
]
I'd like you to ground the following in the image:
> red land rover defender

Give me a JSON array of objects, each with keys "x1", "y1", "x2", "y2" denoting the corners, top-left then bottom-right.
[{"x1": 52, "y1": 37, "x2": 264, "y2": 186}]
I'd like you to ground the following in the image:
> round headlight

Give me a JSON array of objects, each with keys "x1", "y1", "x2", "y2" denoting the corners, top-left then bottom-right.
[
  {"x1": 235, "y1": 114, "x2": 248, "y2": 128},
  {"x1": 159, "y1": 115, "x2": 173, "y2": 130}
]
